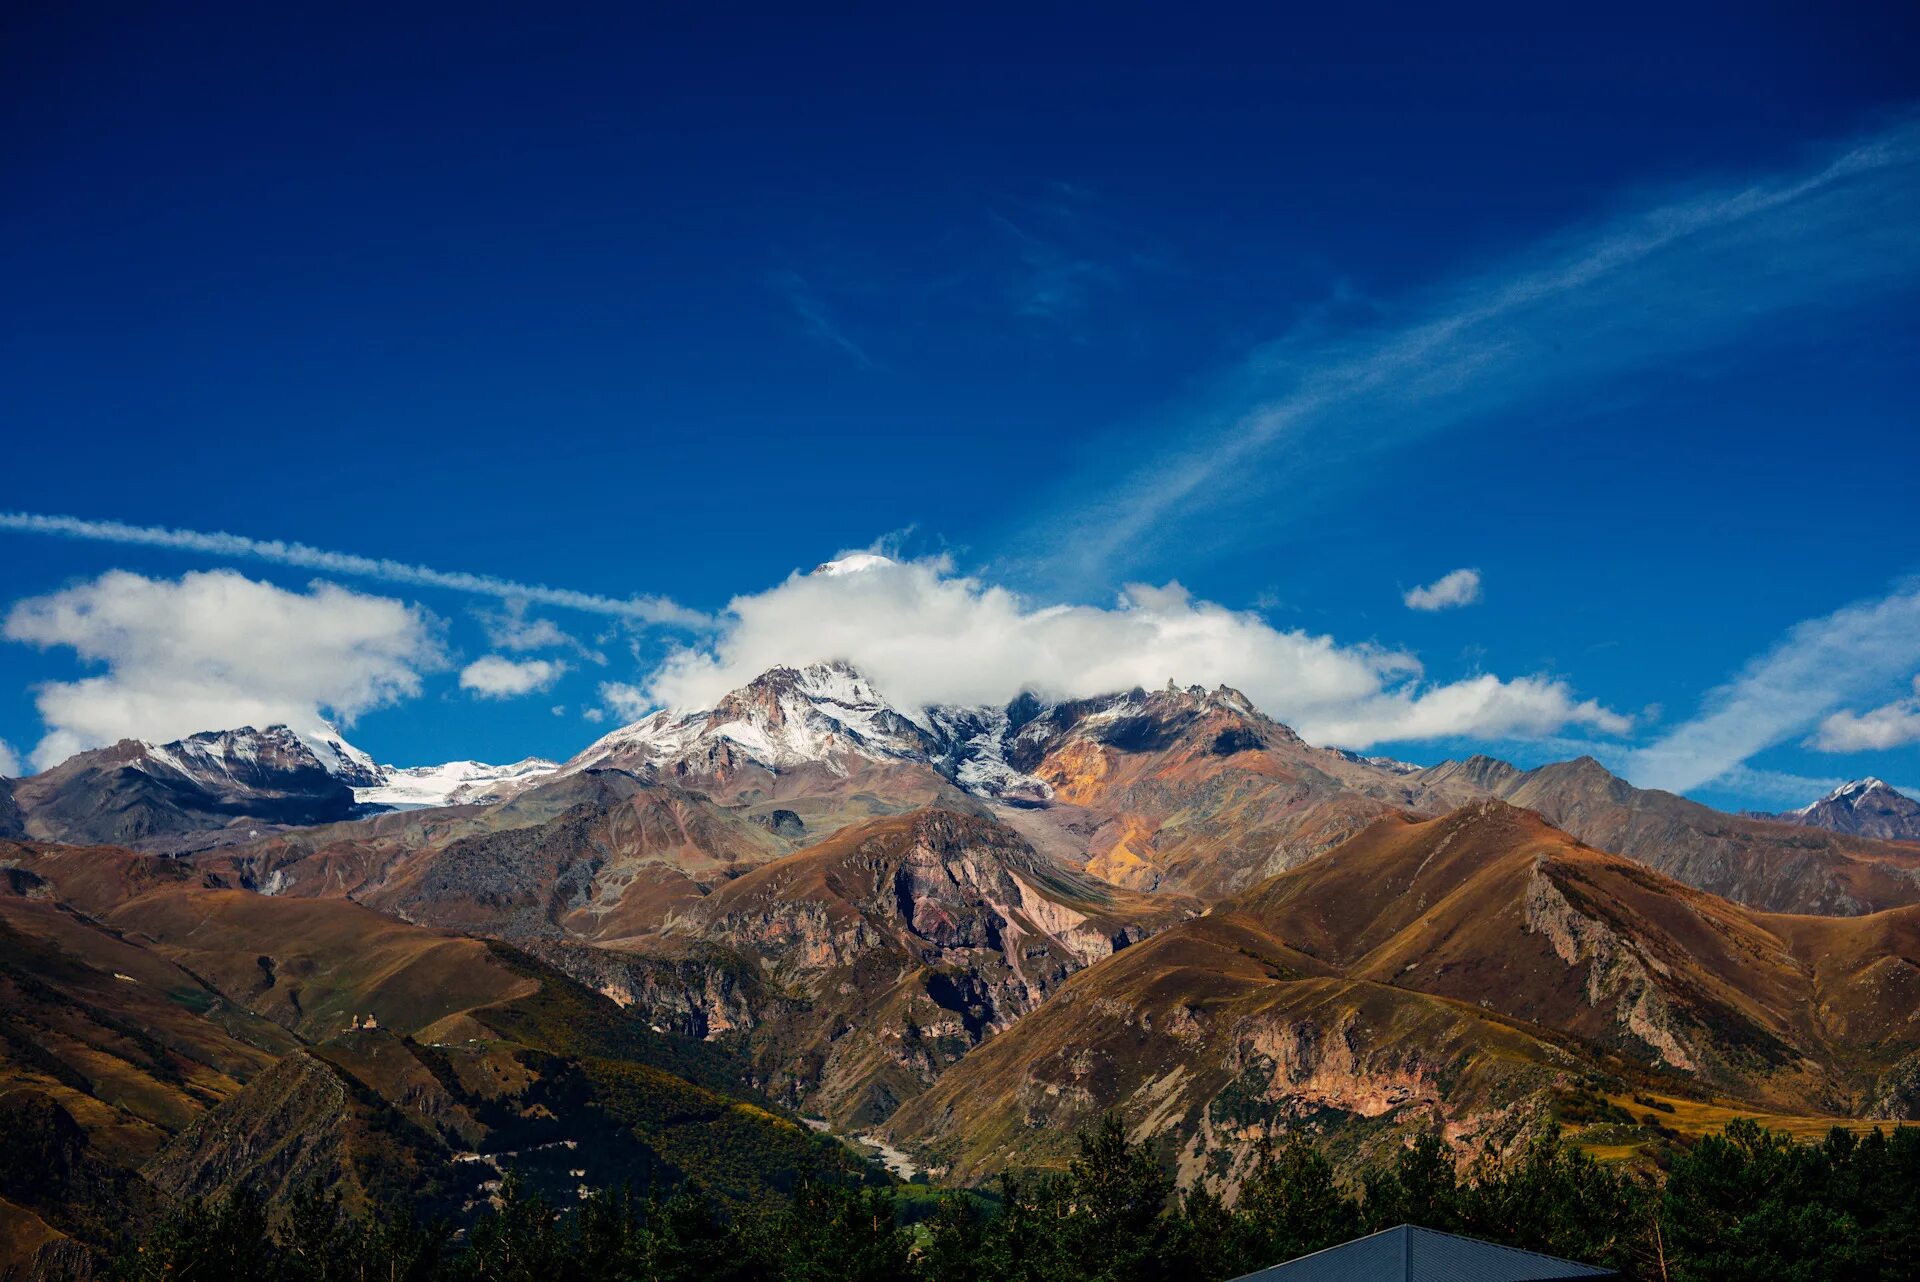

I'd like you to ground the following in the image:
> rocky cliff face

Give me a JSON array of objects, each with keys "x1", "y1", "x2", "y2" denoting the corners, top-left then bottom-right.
[
  {"x1": 0, "y1": 781, "x2": 23, "y2": 840},
  {"x1": 972, "y1": 683, "x2": 1480, "y2": 901},
  {"x1": 526, "y1": 939, "x2": 784, "y2": 1042},
  {"x1": 881, "y1": 910, "x2": 1573, "y2": 1188},
  {"x1": 623, "y1": 808, "x2": 1184, "y2": 1126},
  {"x1": 1520, "y1": 864, "x2": 1702, "y2": 1072}
]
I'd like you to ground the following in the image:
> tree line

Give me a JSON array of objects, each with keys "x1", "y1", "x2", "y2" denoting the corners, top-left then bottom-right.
[{"x1": 103, "y1": 1117, "x2": 1920, "y2": 1282}]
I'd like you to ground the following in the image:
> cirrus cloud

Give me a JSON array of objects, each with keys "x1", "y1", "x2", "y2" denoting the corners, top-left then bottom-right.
[
  {"x1": 4, "y1": 569, "x2": 444, "y2": 770},
  {"x1": 0, "y1": 511, "x2": 710, "y2": 628},
  {"x1": 643, "y1": 553, "x2": 1627, "y2": 749},
  {"x1": 1029, "y1": 118, "x2": 1920, "y2": 585},
  {"x1": 1629, "y1": 580, "x2": 1920, "y2": 792}
]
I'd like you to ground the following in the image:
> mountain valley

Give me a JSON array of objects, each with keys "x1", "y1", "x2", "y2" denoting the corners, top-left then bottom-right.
[{"x1": 3, "y1": 661, "x2": 1918, "y2": 1275}]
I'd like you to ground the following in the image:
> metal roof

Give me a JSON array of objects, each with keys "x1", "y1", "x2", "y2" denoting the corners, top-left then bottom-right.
[{"x1": 1229, "y1": 1225, "x2": 1618, "y2": 1282}]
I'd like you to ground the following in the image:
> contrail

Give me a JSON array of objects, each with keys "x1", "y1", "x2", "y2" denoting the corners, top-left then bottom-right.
[{"x1": 0, "y1": 511, "x2": 713, "y2": 628}]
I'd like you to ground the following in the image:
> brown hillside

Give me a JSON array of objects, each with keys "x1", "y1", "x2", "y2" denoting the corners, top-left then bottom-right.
[
  {"x1": 883, "y1": 801, "x2": 1920, "y2": 1184},
  {"x1": 1415, "y1": 756, "x2": 1920, "y2": 914}
]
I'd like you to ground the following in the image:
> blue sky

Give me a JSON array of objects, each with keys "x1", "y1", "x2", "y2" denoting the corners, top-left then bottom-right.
[{"x1": 3, "y1": 2, "x2": 1919, "y2": 809}]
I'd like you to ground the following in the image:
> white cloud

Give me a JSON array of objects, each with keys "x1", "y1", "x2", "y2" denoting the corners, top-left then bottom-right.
[
  {"x1": 1404, "y1": 568, "x2": 1482, "y2": 611},
  {"x1": 481, "y1": 610, "x2": 572, "y2": 651},
  {"x1": 597, "y1": 682, "x2": 650, "y2": 721},
  {"x1": 1630, "y1": 581, "x2": 1920, "y2": 793},
  {"x1": 4, "y1": 570, "x2": 444, "y2": 770},
  {"x1": 1808, "y1": 677, "x2": 1920, "y2": 752},
  {"x1": 0, "y1": 738, "x2": 19, "y2": 778},
  {"x1": 0, "y1": 511, "x2": 710, "y2": 628},
  {"x1": 477, "y1": 602, "x2": 606, "y2": 663},
  {"x1": 459, "y1": 656, "x2": 568, "y2": 700},
  {"x1": 644, "y1": 554, "x2": 1627, "y2": 749}
]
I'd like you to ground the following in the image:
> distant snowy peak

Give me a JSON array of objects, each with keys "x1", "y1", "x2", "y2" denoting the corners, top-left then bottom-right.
[
  {"x1": 1778, "y1": 777, "x2": 1920, "y2": 842},
  {"x1": 1333, "y1": 748, "x2": 1422, "y2": 776},
  {"x1": 566, "y1": 660, "x2": 937, "y2": 778},
  {"x1": 122, "y1": 723, "x2": 553, "y2": 813},
  {"x1": 132, "y1": 721, "x2": 384, "y2": 790},
  {"x1": 301, "y1": 723, "x2": 384, "y2": 787},
  {"x1": 14, "y1": 724, "x2": 364, "y2": 850},
  {"x1": 708, "y1": 660, "x2": 934, "y2": 763},
  {"x1": 565, "y1": 662, "x2": 1311, "y2": 801},
  {"x1": 1789, "y1": 777, "x2": 1896, "y2": 816},
  {"x1": 357, "y1": 757, "x2": 558, "y2": 810},
  {"x1": 1803, "y1": 777, "x2": 1893, "y2": 808},
  {"x1": 140, "y1": 725, "x2": 360, "y2": 792}
]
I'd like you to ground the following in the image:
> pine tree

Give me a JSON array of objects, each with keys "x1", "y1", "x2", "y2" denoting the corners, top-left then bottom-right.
[
  {"x1": 452, "y1": 1174, "x2": 565, "y2": 1282},
  {"x1": 918, "y1": 1192, "x2": 991, "y2": 1282},
  {"x1": 110, "y1": 1188, "x2": 275, "y2": 1282},
  {"x1": 1165, "y1": 1182, "x2": 1239, "y2": 1282},
  {"x1": 1458, "y1": 1126, "x2": 1649, "y2": 1274},
  {"x1": 1040, "y1": 1113, "x2": 1176, "y2": 1282},
  {"x1": 757, "y1": 1180, "x2": 912, "y2": 1282},
  {"x1": 1230, "y1": 1133, "x2": 1361, "y2": 1270},
  {"x1": 1361, "y1": 1132, "x2": 1461, "y2": 1234}
]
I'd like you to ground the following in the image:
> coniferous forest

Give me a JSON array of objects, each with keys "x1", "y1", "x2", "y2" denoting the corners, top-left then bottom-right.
[{"x1": 104, "y1": 1117, "x2": 1920, "y2": 1282}]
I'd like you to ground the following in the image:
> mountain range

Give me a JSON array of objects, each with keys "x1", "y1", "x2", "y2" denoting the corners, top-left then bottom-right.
[
  {"x1": 3, "y1": 660, "x2": 1918, "y2": 1275},
  {"x1": 0, "y1": 725, "x2": 556, "y2": 852}
]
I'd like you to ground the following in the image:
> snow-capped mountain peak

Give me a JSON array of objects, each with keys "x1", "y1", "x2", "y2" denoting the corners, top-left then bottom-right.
[
  {"x1": 562, "y1": 665, "x2": 1319, "y2": 798},
  {"x1": 1778, "y1": 777, "x2": 1920, "y2": 842},
  {"x1": 298, "y1": 722, "x2": 384, "y2": 787},
  {"x1": 1792, "y1": 777, "x2": 1893, "y2": 815},
  {"x1": 130, "y1": 721, "x2": 385, "y2": 790},
  {"x1": 566, "y1": 660, "x2": 936, "y2": 778},
  {"x1": 139, "y1": 725, "x2": 357, "y2": 792},
  {"x1": 118, "y1": 723, "x2": 556, "y2": 813}
]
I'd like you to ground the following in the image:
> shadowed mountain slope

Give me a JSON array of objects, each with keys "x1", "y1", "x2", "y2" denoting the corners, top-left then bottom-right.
[
  {"x1": 0, "y1": 838, "x2": 882, "y2": 1274},
  {"x1": 9, "y1": 727, "x2": 374, "y2": 853}
]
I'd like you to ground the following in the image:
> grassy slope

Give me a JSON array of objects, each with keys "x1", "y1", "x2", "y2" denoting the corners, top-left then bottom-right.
[{"x1": 0, "y1": 839, "x2": 886, "y2": 1273}]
